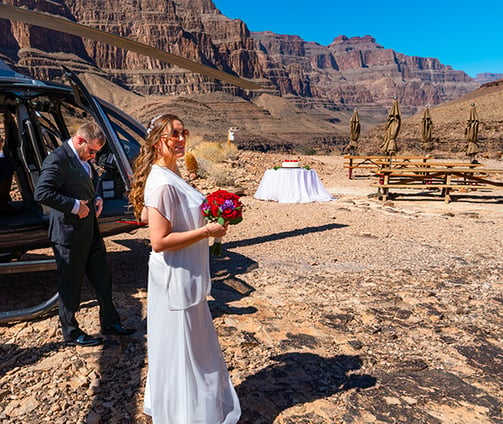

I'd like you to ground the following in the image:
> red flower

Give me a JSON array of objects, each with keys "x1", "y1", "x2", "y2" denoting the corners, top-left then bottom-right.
[{"x1": 201, "y1": 190, "x2": 243, "y2": 256}]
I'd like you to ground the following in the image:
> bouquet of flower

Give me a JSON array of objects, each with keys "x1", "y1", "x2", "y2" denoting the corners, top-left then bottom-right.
[{"x1": 201, "y1": 189, "x2": 243, "y2": 256}]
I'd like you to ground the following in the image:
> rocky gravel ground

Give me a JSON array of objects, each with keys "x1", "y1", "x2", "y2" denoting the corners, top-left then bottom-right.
[{"x1": 1, "y1": 153, "x2": 502, "y2": 423}]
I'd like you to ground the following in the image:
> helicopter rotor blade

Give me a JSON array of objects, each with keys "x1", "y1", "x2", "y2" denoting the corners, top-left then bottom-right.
[{"x1": 0, "y1": 3, "x2": 262, "y2": 90}]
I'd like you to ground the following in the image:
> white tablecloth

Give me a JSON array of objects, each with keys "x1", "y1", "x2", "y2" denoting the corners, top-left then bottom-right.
[{"x1": 254, "y1": 168, "x2": 334, "y2": 203}]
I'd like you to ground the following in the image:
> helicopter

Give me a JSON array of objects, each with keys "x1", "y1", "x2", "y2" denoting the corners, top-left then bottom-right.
[{"x1": 0, "y1": 3, "x2": 261, "y2": 323}]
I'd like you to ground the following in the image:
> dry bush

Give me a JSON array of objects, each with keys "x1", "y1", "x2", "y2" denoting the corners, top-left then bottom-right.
[
  {"x1": 222, "y1": 142, "x2": 239, "y2": 161},
  {"x1": 209, "y1": 166, "x2": 237, "y2": 187},
  {"x1": 193, "y1": 141, "x2": 226, "y2": 163},
  {"x1": 194, "y1": 157, "x2": 211, "y2": 179},
  {"x1": 188, "y1": 140, "x2": 240, "y2": 185},
  {"x1": 185, "y1": 134, "x2": 204, "y2": 150},
  {"x1": 192, "y1": 141, "x2": 239, "y2": 163}
]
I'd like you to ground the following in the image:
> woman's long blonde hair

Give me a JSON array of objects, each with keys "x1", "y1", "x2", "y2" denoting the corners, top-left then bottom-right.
[{"x1": 129, "y1": 114, "x2": 182, "y2": 220}]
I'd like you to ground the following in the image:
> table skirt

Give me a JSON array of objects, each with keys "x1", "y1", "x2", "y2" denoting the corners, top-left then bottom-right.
[{"x1": 254, "y1": 168, "x2": 334, "y2": 203}]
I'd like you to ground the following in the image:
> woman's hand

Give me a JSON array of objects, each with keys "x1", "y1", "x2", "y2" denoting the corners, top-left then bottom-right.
[{"x1": 205, "y1": 222, "x2": 228, "y2": 238}]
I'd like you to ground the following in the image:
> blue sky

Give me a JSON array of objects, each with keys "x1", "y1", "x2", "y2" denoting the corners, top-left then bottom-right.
[{"x1": 213, "y1": 0, "x2": 503, "y2": 78}]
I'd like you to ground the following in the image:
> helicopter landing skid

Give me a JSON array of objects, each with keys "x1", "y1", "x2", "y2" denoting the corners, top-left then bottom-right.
[
  {"x1": 0, "y1": 259, "x2": 59, "y2": 324},
  {"x1": 0, "y1": 292, "x2": 58, "y2": 324}
]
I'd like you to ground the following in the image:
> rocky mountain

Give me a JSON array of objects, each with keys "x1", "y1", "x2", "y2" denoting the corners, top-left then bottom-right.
[
  {"x1": 0, "y1": 0, "x2": 497, "y2": 152},
  {"x1": 251, "y1": 33, "x2": 477, "y2": 113},
  {"x1": 0, "y1": 1, "x2": 479, "y2": 102},
  {"x1": 474, "y1": 73, "x2": 503, "y2": 85}
]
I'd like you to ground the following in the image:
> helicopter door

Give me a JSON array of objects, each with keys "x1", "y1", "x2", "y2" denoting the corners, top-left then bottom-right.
[
  {"x1": 15, "y1": 103, "x2": 45, "y2": 205},
  {"x1": 61, "y1": 66, "x2": 133, "y2": 192}
]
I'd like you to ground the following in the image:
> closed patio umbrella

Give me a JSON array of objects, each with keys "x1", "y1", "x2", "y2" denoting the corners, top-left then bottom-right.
[
  {"x1": 465, "y1": 103, "x2": 479, "y2": 163},
  {"x1": 381, "y1": 97, "x2": 401, "y2": 156},
  {"x1": 421, "y1": 106, "x2": 433, "y2": 150},
  {"x1": 343, "y1": 108, "x2": 360, "y2": 153}
]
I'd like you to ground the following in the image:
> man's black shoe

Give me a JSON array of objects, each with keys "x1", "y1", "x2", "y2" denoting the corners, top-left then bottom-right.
[
  {"x1": 101, "y1": 323, "x2": 136, "y2": 336},
  {"x1": 65, "y1": 334, "x2": 103, "y2": 347}
]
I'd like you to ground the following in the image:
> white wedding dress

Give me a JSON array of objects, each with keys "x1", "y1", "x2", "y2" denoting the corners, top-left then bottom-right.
[{"x1": 143, "y1": 165, "x2": 241, "y2": 423}]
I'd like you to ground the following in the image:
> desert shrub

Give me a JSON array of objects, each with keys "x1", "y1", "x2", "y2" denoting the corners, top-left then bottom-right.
[
  {"x1": 193, "y1": 141, "x2": 226, "y2": 163},
  {"x1": 297, "y1": 146, "x2": 317, "y2": 155},
  {"x1": 192, "y1": 140, "x2": 240, "y2": 163},
  {"x1": 194, "y1": 157, "x2": 211, "y2": 179},
  {"x1": 222, "y1": 142, "x2": 239, "y2": 161},
  {"x1": 186, "y1": 140, "x2": 239, "y2": 184},
  {"x1": 185, "y1": 134, "x2": 203, "y2": 151},
  {"x1": 209, "y1": 166, "x2": 237, "y2": 187}
]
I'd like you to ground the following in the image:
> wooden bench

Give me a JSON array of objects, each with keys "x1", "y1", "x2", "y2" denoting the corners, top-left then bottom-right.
[
  {"x1": 373, "y1": 167, "x2": 503, "y2": 202},
  {"x1": 375, "y1": 161, "x2": 484, "y2": 169},
  {"x1": 343, "y1": 155, "x2": 433, "y2": 179},
  {"x1": 375, "y1": 161, "x2": 485, "y2": 179}
]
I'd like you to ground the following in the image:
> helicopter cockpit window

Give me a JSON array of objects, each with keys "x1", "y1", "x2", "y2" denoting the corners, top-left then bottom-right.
[
  {"x1": 39, "y1": 124, "x2": 61, "y2": 153},
  {"x1": 29, "y1": 98, "x2": 85, "y2": 156},
  {"x1": 34, "y1": 110, "x2": 64, "y2": 153},
  {"x1": 99, "y1": 103, "x2": 144, "y2": 167},
  {"x1": 59, "y1": 101, "x2": 90, "y2": 138},
  {"x1": 106, "y1": 114, "x2": 142, "y2": 166}
]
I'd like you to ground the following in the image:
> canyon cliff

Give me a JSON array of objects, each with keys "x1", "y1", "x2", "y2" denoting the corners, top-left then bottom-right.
[
  {"x1": 1, "y1": 0, "x2": 499, "y2": 154},
  {"x1": 0, "y1": 0, "x2": 478, "y2": 105}
]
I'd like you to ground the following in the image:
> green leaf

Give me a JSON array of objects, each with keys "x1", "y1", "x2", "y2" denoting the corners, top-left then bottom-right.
[
  {"x1": 217, "y1": 217, "x2": 225, "y2": 225},
  {"x1": 230, "y1": 216, "x2": 243, "y2": 225}
]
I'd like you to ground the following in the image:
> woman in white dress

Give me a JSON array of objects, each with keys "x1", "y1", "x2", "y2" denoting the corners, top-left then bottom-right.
[{"x1": 129, "y1": 114, "x2": 241, "y2": 423}]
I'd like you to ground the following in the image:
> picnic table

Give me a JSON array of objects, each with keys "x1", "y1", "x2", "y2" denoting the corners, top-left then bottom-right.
[
  {"x1": 373, "y1": 165, "x2": 503, "y2": 202},
  {"x1": 343, "y1": 155, "x2": 433, "y2": 179}
]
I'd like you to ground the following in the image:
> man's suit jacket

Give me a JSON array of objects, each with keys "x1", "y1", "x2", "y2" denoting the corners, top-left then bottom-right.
[{"x1": 34, "y1": 142, "x2": 100, "y2": 246}]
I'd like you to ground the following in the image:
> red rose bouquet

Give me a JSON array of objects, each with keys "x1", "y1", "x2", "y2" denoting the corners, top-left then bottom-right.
[{"x1": 201, "y1": 189, "x2": 243, "y2": 256}]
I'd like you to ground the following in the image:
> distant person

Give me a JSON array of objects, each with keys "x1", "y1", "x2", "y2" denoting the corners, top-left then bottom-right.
[
  {"x1": 34, "y1": 122, "x2": 135, "y2": 347},
  {"x1": 129, "y1": 114, "x2": 240, "y2": 422},
  {"x1": 0, "y1": 136, "x2": 16, "y2": 215}
]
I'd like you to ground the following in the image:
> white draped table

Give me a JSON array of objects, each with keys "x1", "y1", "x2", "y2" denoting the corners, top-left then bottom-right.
[{"x1": 254, "y1": 168, "x2": 334, "y2": 203}]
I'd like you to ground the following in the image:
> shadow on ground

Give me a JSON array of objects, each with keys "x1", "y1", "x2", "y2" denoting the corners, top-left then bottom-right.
[
  {"x1": 236, "y1": 352, "x2": 375, "y2": 423},
  {"x1": 225, "y1": 223, "x2": 347, "y2": 249}
]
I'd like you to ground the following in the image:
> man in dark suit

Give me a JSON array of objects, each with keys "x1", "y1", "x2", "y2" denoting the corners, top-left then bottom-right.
[{"x1": 35, "y1": 122, "x2": 135, "y2": 346}]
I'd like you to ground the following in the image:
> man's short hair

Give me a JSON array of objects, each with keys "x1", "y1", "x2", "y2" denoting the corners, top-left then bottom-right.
[{"x1": 76, "y1": 122, "x2": 106, "y2": 146}]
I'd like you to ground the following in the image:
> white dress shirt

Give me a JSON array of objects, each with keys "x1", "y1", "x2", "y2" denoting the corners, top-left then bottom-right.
[{"x1": 67, "y1": 139, "x2": 93, "y2": 214}]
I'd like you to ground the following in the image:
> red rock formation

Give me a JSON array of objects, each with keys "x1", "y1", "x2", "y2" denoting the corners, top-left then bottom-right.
[
  {"x1": 0, "y1": 0, "x2": 99, "y2": 79},
  {"x1": 0, "y1": 0, "x2": 484, "y2": 150},
  {"x1": 254, "y1": 32, "x2": 478, "y2": 111}
]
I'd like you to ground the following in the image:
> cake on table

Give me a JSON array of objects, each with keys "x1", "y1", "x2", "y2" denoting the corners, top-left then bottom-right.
[{"x1": 281, "y1": 159, "x2": 300, "y2": 168}]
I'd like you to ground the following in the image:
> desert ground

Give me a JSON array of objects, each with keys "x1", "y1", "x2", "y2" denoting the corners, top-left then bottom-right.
[{"x1": 1, "y1": 152, "x2": 502, "y2": 424}]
